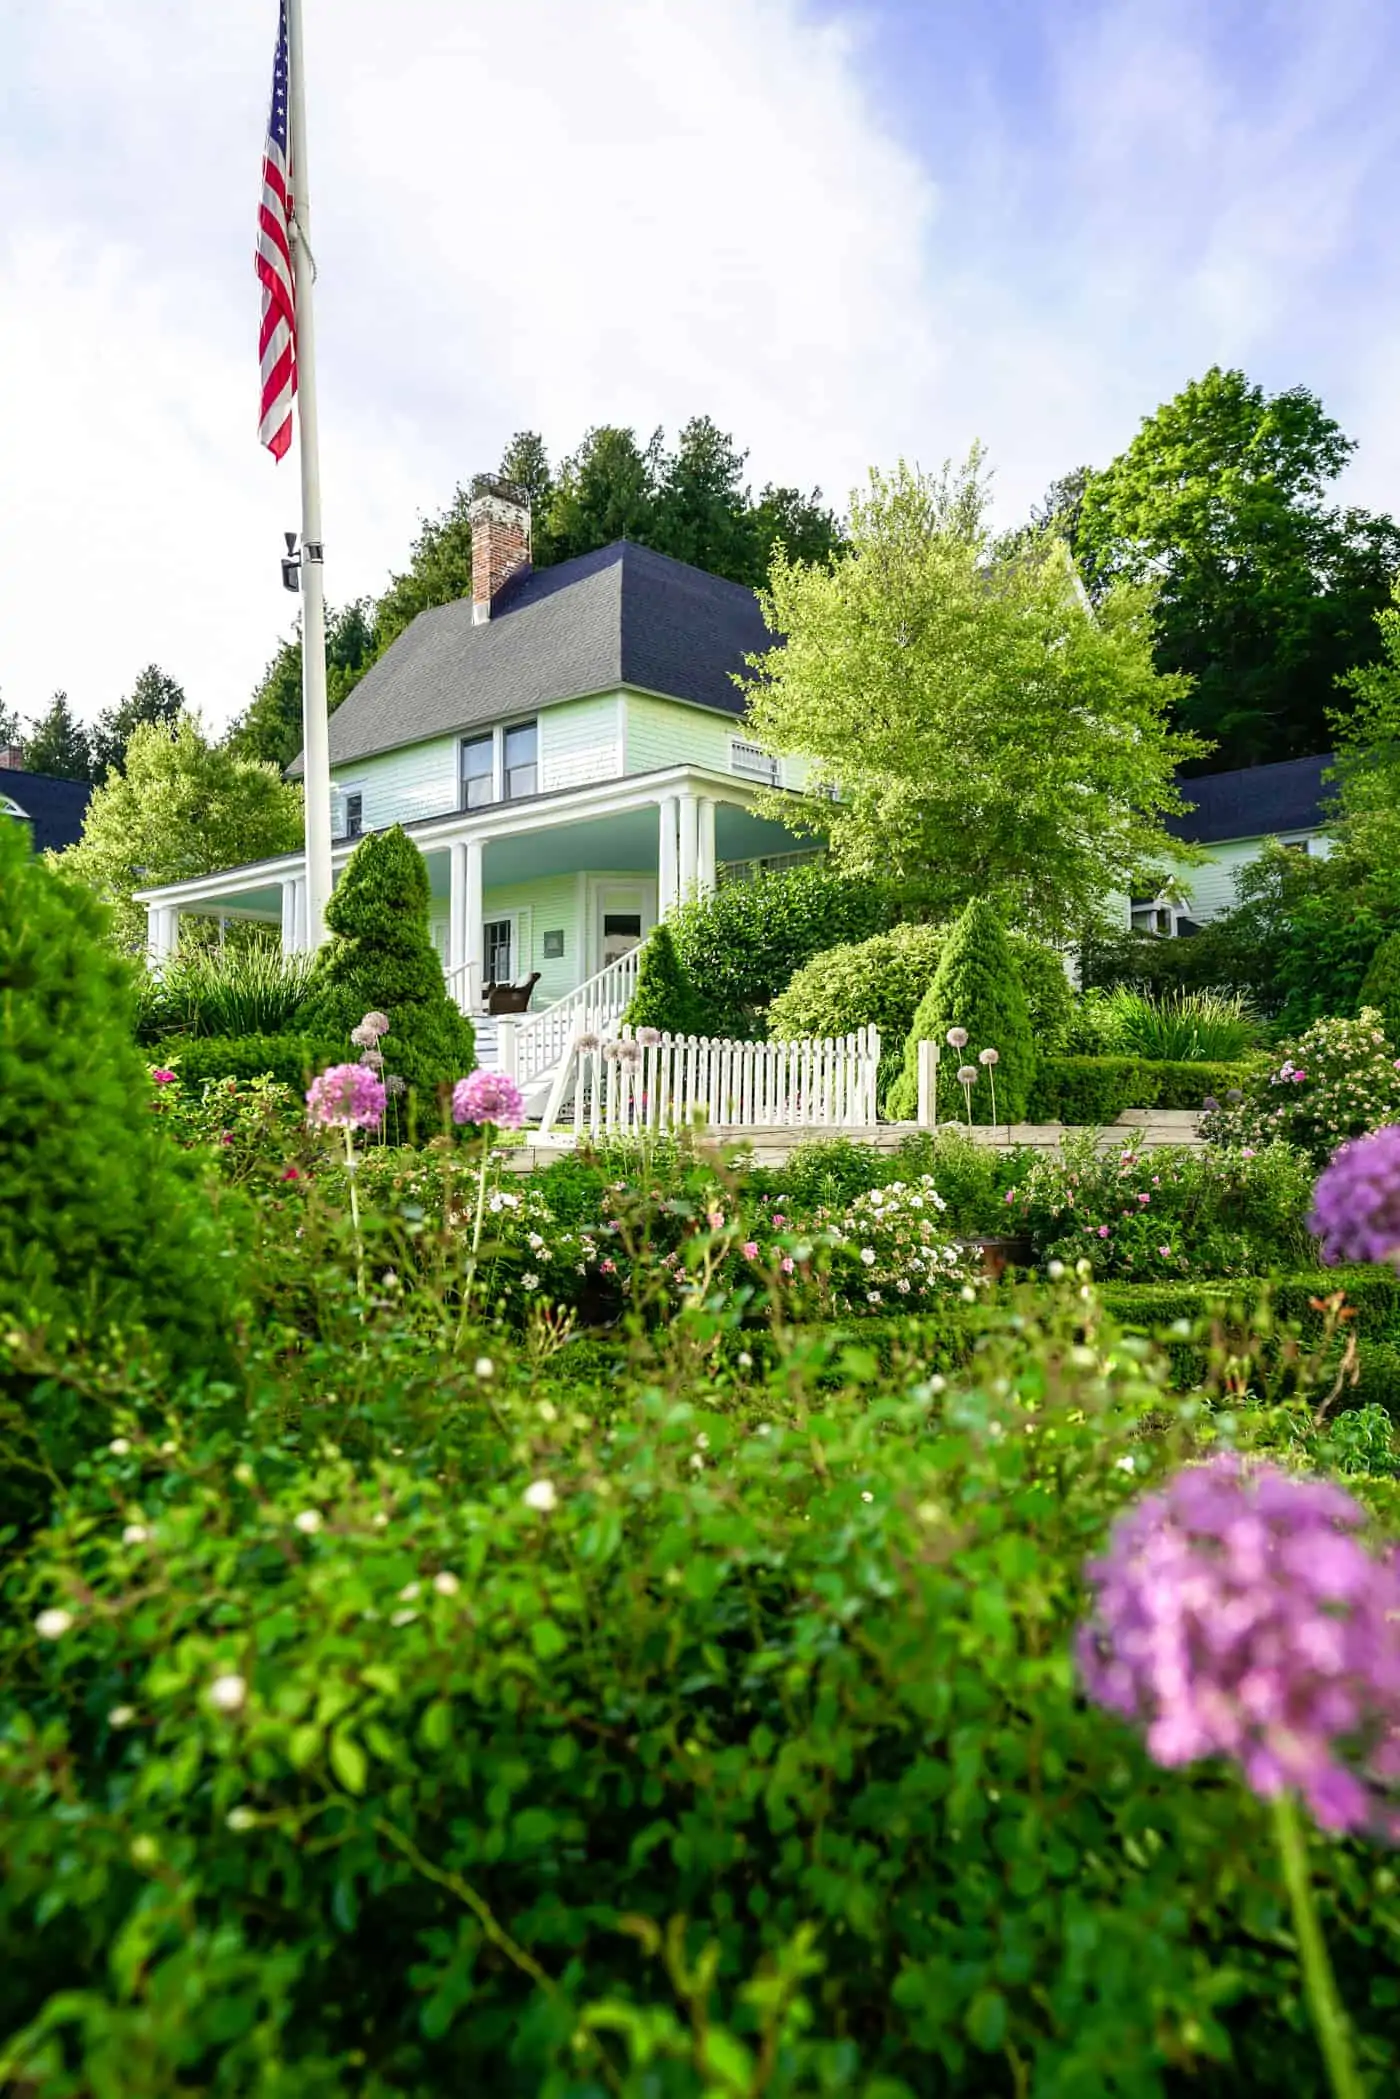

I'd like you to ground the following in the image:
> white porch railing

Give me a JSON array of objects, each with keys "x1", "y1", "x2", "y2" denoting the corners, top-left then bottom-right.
[
  {"x1": 540, "y1": 1024, "x2": 880, "y2": 1141},
  {"x1": 504, "y1": 946, "x2": 642, "y2": 1090}
]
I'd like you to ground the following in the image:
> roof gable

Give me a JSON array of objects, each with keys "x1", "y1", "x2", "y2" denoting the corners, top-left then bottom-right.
[
  {"x1": 0, "y1": 770, "x2": 92, "y2": 852},
  {"x1": 1166, "y1": 753, "x2": 1336, "y2": 846},
  {"x1": 301, "y1": 540, "x2": 774, "y2": 774}
]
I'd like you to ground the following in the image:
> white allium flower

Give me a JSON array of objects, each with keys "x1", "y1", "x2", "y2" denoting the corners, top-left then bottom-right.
[
  {"x1": 121, "y1": 1524, "x2": 149, "y2": 1545},
  {"x1": 978, "y1": 1047, "x2": 1000, "y2": 1066},
  {"x1": 946, "y1": 1027, "x2": 968, "y2": 1049},
  {"x1": 433, "y1": 1571, "x2": 460, "y2": 1596},
  {"x1": 293, "y1": 1510, "x2": 323, "y2": 1534},
  {"x1": 523, "y1": 1478, "x2": 558, "y2": 1512},
  {"x1": 35, "y1": 1608, "x2": 73, "y2": 1640},
  {"x1": 956, "y1": 1065, "x2": 978, "y2": 1086},
  {"x1": 475, "y1": 1357, "x2": 495, "y2": 1380},
  {"x1": 208, "y1": 1673, "x2": 247, "y2": 1713},
  {"x1": 637, "y1": 1027, "x2": 661, "y2": 1047},
  {"x1": 108, "y1": 1705, "x2": 137, "y2": 1729},
  {"x1": 575, "y1": 1031, "x2": 601, "y2": 1053},
  {"x1": 109, "y1": 1438, "x2": 131, "y2": 1456}
]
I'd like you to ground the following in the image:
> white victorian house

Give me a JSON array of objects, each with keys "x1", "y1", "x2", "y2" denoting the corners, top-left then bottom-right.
[{"x1": 136, "y1": 479, "x2": 816, "y2": 1093}]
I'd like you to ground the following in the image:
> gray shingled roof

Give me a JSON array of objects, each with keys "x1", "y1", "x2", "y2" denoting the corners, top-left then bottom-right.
[
  {"x1": 1166, "y1": 753, "x2": 1337, "y2": 846},
  {"x1": 290, "y1": 540, "x2": 775, "y2": 774}
]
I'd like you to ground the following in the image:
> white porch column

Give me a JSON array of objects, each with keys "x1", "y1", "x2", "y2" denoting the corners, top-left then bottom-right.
[
  {"x1": 678, "y1": 793, "x2": 699, "y2": 901},
  {"x1": 280, "y1": 878, "x2": 299, "y2": 956},
  {"x1": 293, "y1": 876, "x2": 309, "y2": 953},
  {"x1": 658, "y1": 794, "x2": 680, "y2": 917},
  {"x1": 448, "y1": 842, "x2": 468, "y2": 979},
  {"x1": 697, "y1": 796, "x2": 717, "y2": 895},
  {"x1": 147, "y1": 903, "x2": 178, "y2": 963},
  {"x1": 464, "y1": 838, "x2": 484, "y2": 1005}
]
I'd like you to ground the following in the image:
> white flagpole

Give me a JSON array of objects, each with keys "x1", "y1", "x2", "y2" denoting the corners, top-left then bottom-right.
[{"x1": 286, "y1": 0, "x2": 333, "y2": 949}]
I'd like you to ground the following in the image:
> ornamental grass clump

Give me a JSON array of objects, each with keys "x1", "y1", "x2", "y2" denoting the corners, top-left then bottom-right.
[
  {"x1": 887, "y1": 898, "x2": 1035, "y2": 1122},
  {"x1": 1081, "y1": 1452, "x2": 1400, "y2": 2097}
]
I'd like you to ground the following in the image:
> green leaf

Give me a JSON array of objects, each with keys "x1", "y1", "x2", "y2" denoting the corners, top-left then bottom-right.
[
  {"x1": 965, "y1": 1986, "x2": 1008, "y2": 2052},
  {"x1": 329, "y1": 1729, "x2": 368, "y2": 1795}
]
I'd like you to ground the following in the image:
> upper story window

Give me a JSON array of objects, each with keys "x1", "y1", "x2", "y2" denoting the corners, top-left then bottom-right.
[
  {"x1": 460, "y1": 719, "x2": 538, "y2": 811},
  {"x1": 344, "y1": 791, "x2": 363, "y2": 839},
  {"x1": 504, "y1": 721, "x2": 538, "y2": 801}
]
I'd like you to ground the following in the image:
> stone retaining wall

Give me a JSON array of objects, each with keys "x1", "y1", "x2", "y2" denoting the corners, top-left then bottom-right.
[{"x1": 502, "y1": 1108, "x2": 1205, "y2": 1173}]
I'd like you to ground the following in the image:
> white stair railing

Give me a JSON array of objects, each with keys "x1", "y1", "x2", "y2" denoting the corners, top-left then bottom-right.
[
  {"x1": 539, "y1": 1024, "x2": 881, "y2": 1140},
  {"x1": 511, "y1": 946, "x2": 642, "y2": 1090}
]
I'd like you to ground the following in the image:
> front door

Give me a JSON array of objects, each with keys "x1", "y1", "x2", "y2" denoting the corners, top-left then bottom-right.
[{"x1": 592, "y1": 881, "x2": 655, "y2": 976}]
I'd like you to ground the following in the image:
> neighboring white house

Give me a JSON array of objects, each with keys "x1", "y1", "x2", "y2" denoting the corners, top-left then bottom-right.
[
  {"x1": 1127, "y1": 752, "x2": 1336, "y2": 937},
  {"x1": 135, "y1": 478, "x2": 816, "y2": 1085}
]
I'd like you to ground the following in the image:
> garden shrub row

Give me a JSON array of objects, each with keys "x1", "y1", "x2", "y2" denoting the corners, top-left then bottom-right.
[
  {"x1": 1026, "y1": 1053, "x2": 1256, "y2": 1122},
  {"x1": 149, "y1": 1033, "x2": 344, "y2": 1093}
]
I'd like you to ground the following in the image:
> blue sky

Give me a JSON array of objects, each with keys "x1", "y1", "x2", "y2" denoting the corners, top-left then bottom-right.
[{"x1": 1, "y1": 0, "x2": 1396, "y2": 734}]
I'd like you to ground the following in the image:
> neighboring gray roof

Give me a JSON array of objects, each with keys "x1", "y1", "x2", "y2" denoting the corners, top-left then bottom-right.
[
  {"x1": 1166, "y1": 753, "x2": 1336, "y2": 846},
  {"x1": 292, "y1": 539, "x2": 775, "y2": 774},
  {"x1": 0, "y1": 769, "x2": 92, "y2": 851}
]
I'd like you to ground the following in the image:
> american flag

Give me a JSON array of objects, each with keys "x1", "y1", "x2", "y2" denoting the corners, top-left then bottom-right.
[{"x1": 256, "y1": 1, "x2": 296, "y2": 460}]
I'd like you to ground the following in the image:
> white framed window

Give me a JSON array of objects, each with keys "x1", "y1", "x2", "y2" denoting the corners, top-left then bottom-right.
[
  {"x1": 460, "y1": 719, "x2": 539, "y2": 811},
  {"x1": 344, "y1": 790, "x2": 363, "y2": 838}
]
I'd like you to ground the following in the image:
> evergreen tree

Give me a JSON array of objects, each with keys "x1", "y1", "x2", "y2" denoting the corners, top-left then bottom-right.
[
  {"x1": 623, "y1": 924, "x2": 703, "y2": 1035},
  {"x1": 0, "y1": 691, "x2": 20, "y2": 747},
  {"x1": 651, "y1": 416, "x2": 757, "y2": 582},
  {"x1": 228, "y1": 602, "x2": 377, "y2": 770},
  {"x1": 299, "y1": 826, "x2": 476, "y2": 1132},
  {"x1": 23, "y1": 692, "x2": 91, "y2": 781},
  {"x1": 0, "y1": 815, "x2": 243, "y2": 1533},
  {"x1": 89, "y1": 663, "x2": 187, "y2": 783},
  {"x1": 499, "y1": 430, "x2": 558, "y2": 562},
  {"x1": 546, "y1": 425, "x2": 663, "y2": 560},
  {"x1": 886, "y1": 898, "x2": 1036, "y2": 1123},
  {"x1": 751, "y1": 483, "x2": 845, "y2": 575}
]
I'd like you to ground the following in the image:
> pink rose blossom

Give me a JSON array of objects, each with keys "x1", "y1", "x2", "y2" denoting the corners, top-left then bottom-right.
[
  {"x1": 151, "y1": 1068, "x2": 177, "y2": 1086},
  {"x1": 742, "y1": 1241, "x2": 760, "y2": 1260}
]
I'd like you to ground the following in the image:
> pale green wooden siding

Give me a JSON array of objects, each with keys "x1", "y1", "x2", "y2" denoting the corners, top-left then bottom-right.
[
  {"x1": 1176, "y1": 831, "x2": 1332, "y2": 922},
  {"x1": 540, "y1": 694, "x2": 624, "y2": 792},
  {"x1": 481, "y1": 873, "x2": 584, "y2": 1005},
  {"x1": 625, "y1": 694, "x2": 732, "y2": 773},
  {"x1": 333, "y1": 736, "x2": 457, "y2": 830}
]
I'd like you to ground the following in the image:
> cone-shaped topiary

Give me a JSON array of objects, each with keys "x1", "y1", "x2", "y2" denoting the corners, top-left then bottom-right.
[
  {"x1": 299, "y1": 826, "x2": 475, "y2": 1131},
  {"x1": 886, "y1": 897, "x2": 1036, "y2": 1122},
  {"x1": 623, "y1": 924, "x2": 704, "y2": 1036},
  {"x1": 0, "y1": 816, "x2": 245, "y2": 1531},
  {"x1": 1360, "y1": 932, "x2": 1400, "y2": 1052}
]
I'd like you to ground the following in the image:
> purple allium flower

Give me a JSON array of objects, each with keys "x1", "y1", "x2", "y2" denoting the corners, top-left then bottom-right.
[
  {"x1": 358, "y1": 1047, "x2": 385, "y2": 1072},
  {"x1": 1078, "y1": 1452, "x2": 1400, "y2": 1835},
  {"x1": 978, "y1": 1046, "x2": 1000, "y2": 1066},
  {"x1": 1226, "y1": 1087, "x2": 1244, "y2": 1105},
  {"x1": 1309, "y1": 1126, "x2": 1400, "y2": 1268},
  {"x1": 1202, "y1": 1096, "x2": 1220, "y2": 1114},
  {"x1": 451, "y1": 1069, "x2": 525, "y2": 1130},
  {"x1": 947, "y1": 1027, "x2": 969, "y2": 1050},
  {"x1": 306, "y1": 1063, "x2": 386, "y2": 1131}
]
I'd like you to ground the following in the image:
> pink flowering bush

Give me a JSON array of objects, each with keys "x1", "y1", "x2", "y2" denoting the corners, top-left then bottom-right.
[
  {"x1": 1002, "y1": 1135, "x2": 1313, "y2": 1278},
  {"x1": 1202, "y1": 1009, "x2": 1400, "y2": 1164}
]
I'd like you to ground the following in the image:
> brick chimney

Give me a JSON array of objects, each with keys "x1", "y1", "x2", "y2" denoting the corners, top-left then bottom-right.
[
  {"x1": 469, "y1": 475, "x2": 531, "y2": 623},
  {"x1": 0, "y1": 744, "x2": 23, "y2": 770}
]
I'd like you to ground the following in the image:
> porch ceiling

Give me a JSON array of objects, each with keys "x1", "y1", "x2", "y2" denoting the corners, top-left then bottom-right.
[{"x1": 418, "y1": 801, "x2": 811, "y2": 898}]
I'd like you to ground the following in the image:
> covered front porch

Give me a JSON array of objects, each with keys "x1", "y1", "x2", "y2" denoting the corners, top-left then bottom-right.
[{"x1": 136, "y1": 765, "x2": 815, "y2": 1019}]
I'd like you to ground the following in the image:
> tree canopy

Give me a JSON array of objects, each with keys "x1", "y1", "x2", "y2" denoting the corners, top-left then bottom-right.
[
  {"x1": 23, "y1": 693, "x2": 92, "y2": 781},
  {"x1": 227, "y1": 602, "x2": 378, "y2": 771},
  {"x1": 57, "y1": 716, "x2": 303, "y2": 948},
  {"x1": 1073, "y1": 367, "x2": 1400, "y2": 767},
  {"x1": 89, "y1": 664, "x2": 186, "y2": 784},
  {"x1": 742, "y1": 453, "x2": 1203, "y2": 942}
]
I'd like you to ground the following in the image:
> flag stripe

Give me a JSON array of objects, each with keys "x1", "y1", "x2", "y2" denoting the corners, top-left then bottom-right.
[{"x1": 257, "y1": 3, "x2": 296, "y2": 458}]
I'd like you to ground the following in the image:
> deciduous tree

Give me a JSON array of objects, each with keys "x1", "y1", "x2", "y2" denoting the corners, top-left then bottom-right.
[
  {"x1": 744, "y1": 454, "x2": 1202, "y2": 941},
  {"x1": 57, "y1": 716, "x2": 303, "y2": 948}
]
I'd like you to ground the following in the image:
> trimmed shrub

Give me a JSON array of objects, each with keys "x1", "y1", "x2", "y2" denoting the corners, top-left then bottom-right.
[
  {"x1": 1010, "y1": 936, "x2": 1078, "y2": 1052},
  {"x1": 1026, "y1": 1054, "x2": 1256, "y2": 1122},
  {"x1": 147, "y1": 1033, "x2": 344, "y2": 1094},
  {"x1": 768, "y1": 922, "x2": 946, "y2": 1044},
  {"x1": 1359, "y1": 930, "x2": 1400, "y2": 1048},
  {"x1": 886, "y1": 898, "x2": 1035, "y2": 1122},
  {"x1": 0, "y1": 821, "x2": 244, "y2": 1530},
  {"x1": 622, "y1": 923, "x2": 703, "y2": 1035},
  {"x1": 670, "y1": 863, "x2": 892, "y2": 1038},
  {"x1": 299, "y1": 826, "x2": 475, "y2": 1128}
]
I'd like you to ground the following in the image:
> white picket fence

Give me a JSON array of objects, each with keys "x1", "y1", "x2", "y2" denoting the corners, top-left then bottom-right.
[{"x1": 538, "y1": 1024, "x2": 881, "y2": 1141}]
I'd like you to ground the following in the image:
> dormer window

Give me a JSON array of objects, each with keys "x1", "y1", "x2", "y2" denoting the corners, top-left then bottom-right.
[{"x1": 460, "y1": 719, "x2": 538, "y2": 811}]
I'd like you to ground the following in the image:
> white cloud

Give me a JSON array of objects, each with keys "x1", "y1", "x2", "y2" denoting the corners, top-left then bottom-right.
[{"x1": 0, "y1": 0, "x2": 1395, "y2": 736}]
